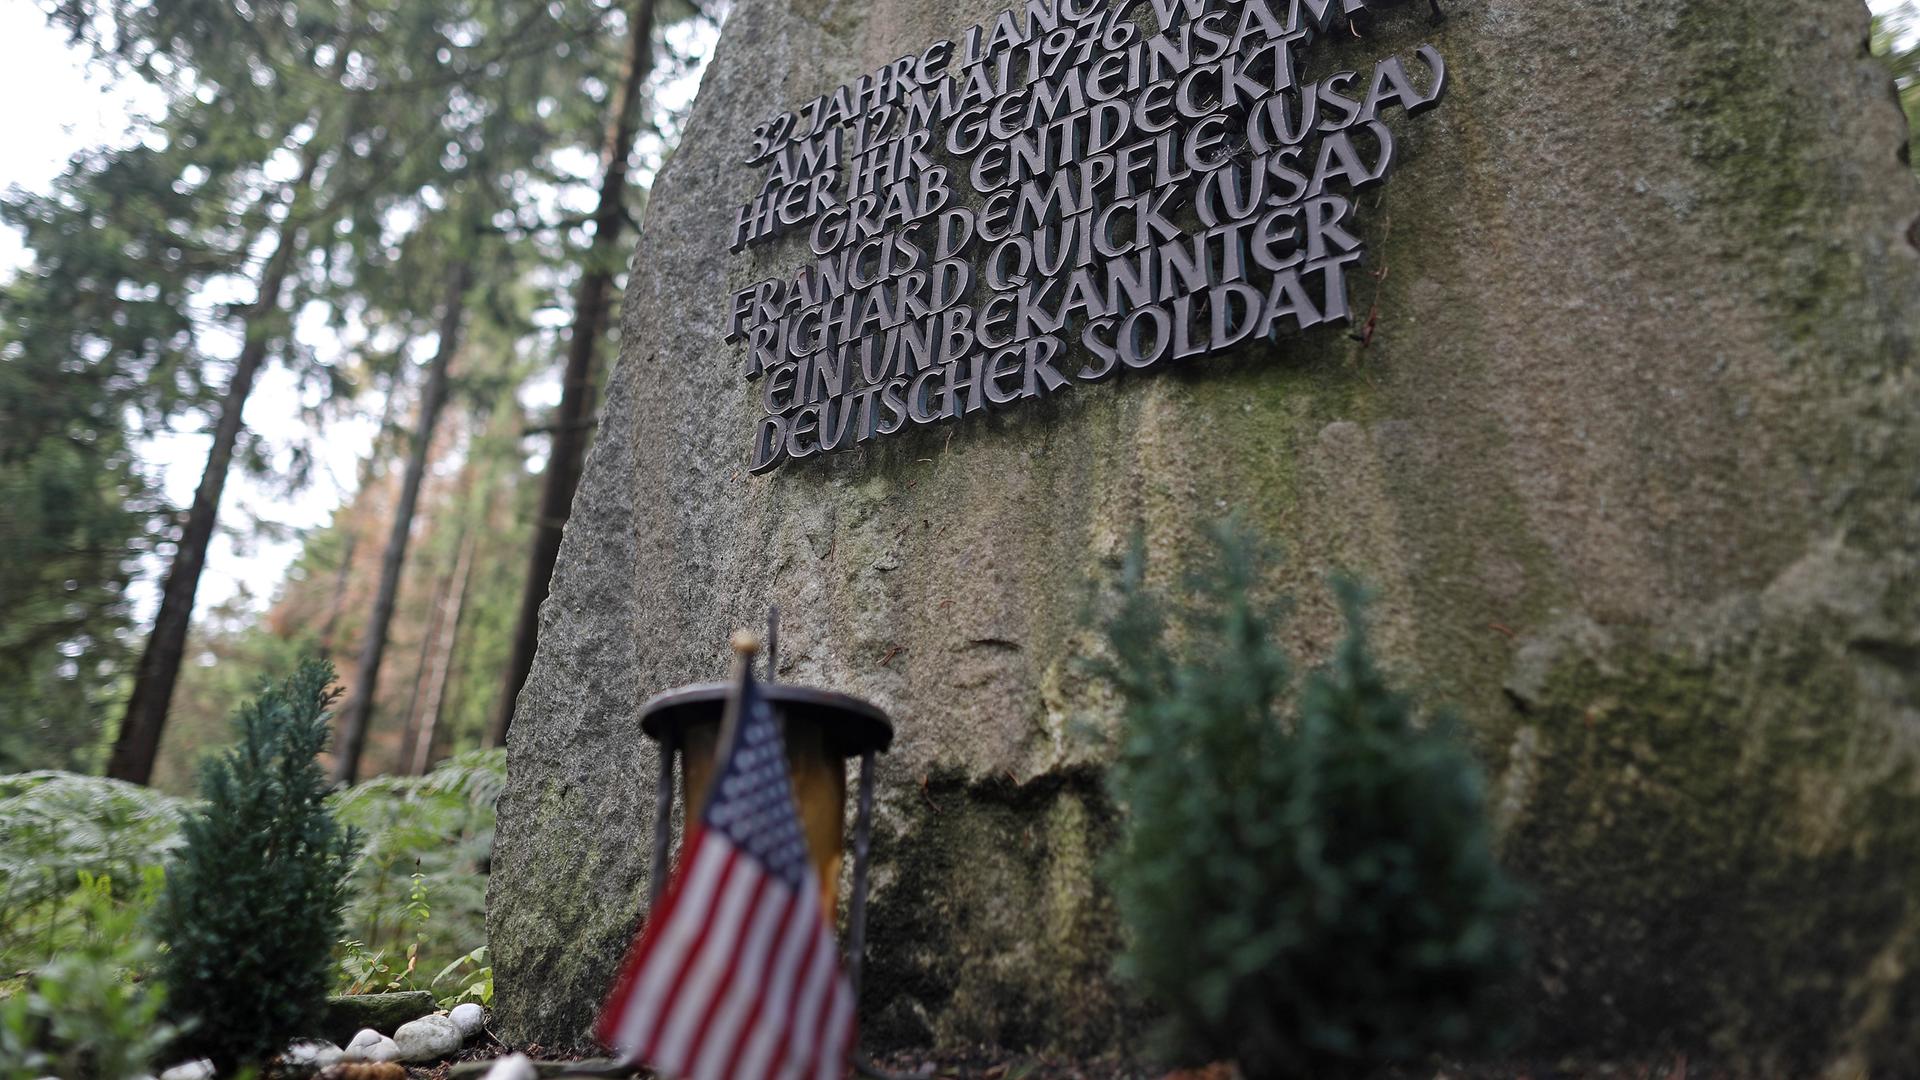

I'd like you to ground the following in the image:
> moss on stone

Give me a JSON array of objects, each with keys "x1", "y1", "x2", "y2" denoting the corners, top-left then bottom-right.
[
  {"x1": 1496, "y1": 547, "x2": 1920, "y2": 1069},
  {"x1": 1671, "y1": 3, "x2": 1873, "y2": 359},
  {"x1": 860, "y1": 767, "x2": 1147, "y2": 1054}
]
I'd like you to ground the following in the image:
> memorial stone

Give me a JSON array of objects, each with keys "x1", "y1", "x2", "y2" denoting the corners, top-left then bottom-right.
[{"x1": 488, "y1": 0, "x2": 1920, "y2": 1070}]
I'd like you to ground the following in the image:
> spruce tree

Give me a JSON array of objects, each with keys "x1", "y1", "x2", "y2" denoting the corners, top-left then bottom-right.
[
  {"x1": 155, "y1": 659, "x2": 358, "y2": 1069},
  {"x1": 0, "y1": 142, "x2": 222, "y2": 773},
  {"x1": 1099, "y1": 523, "x2": 1526, "y2": 1078},
  {"x1": 34, "y1": 0, "x2": 630, "y2": 783}
]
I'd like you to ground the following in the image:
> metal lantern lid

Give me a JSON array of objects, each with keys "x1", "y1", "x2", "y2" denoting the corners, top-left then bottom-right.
[{"x1": 638, "y1": 681, "x2": 893, "y2": 757}]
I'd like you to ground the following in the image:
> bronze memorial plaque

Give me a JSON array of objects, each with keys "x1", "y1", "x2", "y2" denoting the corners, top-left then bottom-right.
[{"x1": 724, "y1": 0, "x2": 1447, "y2": 472}]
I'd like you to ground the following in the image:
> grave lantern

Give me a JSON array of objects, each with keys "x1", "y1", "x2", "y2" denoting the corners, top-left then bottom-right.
[{"x1": 636, "y1": 620, "x2": 894, "y2": 995}]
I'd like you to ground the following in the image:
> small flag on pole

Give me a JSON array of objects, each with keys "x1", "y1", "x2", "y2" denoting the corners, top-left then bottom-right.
[{"x1": 598, "y1": 635, "x2": 856, "y2": 1080}]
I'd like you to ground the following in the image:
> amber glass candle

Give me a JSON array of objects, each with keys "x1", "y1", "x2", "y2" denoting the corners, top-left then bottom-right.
[{"x1": 677, "y1": 709, "x2": 847, "y2": 914}]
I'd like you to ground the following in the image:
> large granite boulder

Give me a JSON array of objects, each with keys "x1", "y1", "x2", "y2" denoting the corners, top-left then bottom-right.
[{"x1": 487, "y1": 0, "x2": 1920, "y2": 1070}]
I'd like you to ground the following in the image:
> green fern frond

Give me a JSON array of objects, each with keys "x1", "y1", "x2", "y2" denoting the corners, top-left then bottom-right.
[{"x1": 0, "y1": 772, "x2": 188, "y2": 967}]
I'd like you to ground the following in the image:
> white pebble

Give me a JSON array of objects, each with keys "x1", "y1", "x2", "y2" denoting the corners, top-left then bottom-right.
[
  {"x1": 449, "y1": 1001, "x2": 486, "y2": 1036},
  {"x1": 343, "y1": 1029, "x2": 403, "y2": 1063},
  {"x1": 482, "y1": 1053, "x2": 539, "y2": 1080},
  {"x1": 345, "y1": 1028, "x2": 386, "y2": 1053},
  {"x1": 283, "y1": 1040, "x2": 343, "y2": 1067},
  {"x1": 393, "y1": 1013, "x2": 464, "y2": 1061}
]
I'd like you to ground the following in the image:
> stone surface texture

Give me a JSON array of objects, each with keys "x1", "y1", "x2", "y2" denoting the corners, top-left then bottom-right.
[
  {"x1": 489, "y1": 0, "x2": 1920, "y2": 1070},
  {"x1": 322, "y1": 991, "x2": 436, "y2": 1045}
]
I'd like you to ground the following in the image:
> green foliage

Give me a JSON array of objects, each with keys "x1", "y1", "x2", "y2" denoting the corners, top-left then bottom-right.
[
  {"x1": 152, "y1": 598, "x2": 313, "y2": 795},
  {"x1": 1096, "y1": 523, "x2": 1526, "y2": 1078},
  {"x1": 0, "y1": 0, "x2": 718, "y2": 779},
  {"x1": 0, "y1": 145, "x2": 190, "y2": 773},
  {"x1": 3, "y1": 0, "x2": 683, "y2": 774},
  {"x1": 0, "y1": 742, "x2": 503, "y2": 1012},
  {"x1": 329, "y1": 748, "x2": 504, "y2": 1005},
  {"x1": 0, "y1": 111, "x2": 285, "y2": 775},
  {"x1": 0, "y1": 680, "x2": 504, "y2": 1060},
  {"x1": 0, "y1": 872, "x2": 180, "y2": 1080},
  {"x1": 155, "y1": 659, "x2": 359, "y2": 1069},
  {"x1": 433, "y1": 944, "x2": 494, "y2": 1008},
  {"x1": 0, "y1": 772, "x2": 186, "y2": 971},
  {"x1": 334, "y1": 935, "x2": 404, "y2": 997}
]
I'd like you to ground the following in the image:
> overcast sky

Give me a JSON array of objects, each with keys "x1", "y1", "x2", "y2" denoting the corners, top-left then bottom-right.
[{"x1": 1, "y1": 0, "x2": 1914, "y2": 623}]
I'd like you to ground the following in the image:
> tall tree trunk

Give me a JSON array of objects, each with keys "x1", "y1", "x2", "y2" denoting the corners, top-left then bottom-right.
[
  {"x1": 319, "y1": 366, "x2": 406, "y2": 655},
  {"x1": 394, "y1": 534, "x2": 457, "y2": 773},
  {"x1": 491, "y1": 0, "x2": 658, "y2": 747},
  {"x1": 395, "y1": 441, "x2": 477, "y2": 770},
  {"x1": 412, "y1": 522, "x2": 477, "y2": 775},
  {"x1": 332, "y1": 259, "x2": 473, "y2": 784},
  {"x1": 107, "y1": 147, "x2": 321, "y2": 785}
]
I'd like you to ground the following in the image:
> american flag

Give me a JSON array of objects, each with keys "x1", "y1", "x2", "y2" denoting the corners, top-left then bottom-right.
[{"x1": 598, "y1": 650, "x2": 856, "y2": 1080}]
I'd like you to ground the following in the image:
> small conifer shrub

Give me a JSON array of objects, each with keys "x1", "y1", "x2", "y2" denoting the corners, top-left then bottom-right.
[
  {"x1": 155, "y1": 659, "x2": 359, "y2": 1069},
  {"x1": 1097, "y1": 524, "x2": 1526, "y2": 1078}
]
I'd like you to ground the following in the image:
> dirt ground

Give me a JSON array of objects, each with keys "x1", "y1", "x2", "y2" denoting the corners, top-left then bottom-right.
[
  {"x1": 864, "y1": 1047, "x2": 1711, "y2": 1080},
  {"x1": 413, "y1": 1040, "x2": 1717, "y2": 1080}
]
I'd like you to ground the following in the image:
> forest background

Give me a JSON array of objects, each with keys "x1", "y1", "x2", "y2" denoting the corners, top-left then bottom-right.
[
  {"x1": 2, "y1": 0, "x2": 718, "y2": 790},
  {"x1": 0, "y1": 0, "x2": 729, "y2": 1037}
]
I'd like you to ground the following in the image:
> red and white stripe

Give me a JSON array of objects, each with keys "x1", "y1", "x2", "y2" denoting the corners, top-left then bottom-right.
[{"x1": 597, "y1": 828, "x2": 856, "y2": 1080}]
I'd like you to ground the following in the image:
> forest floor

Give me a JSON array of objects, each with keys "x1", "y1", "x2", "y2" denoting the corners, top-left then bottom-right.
[
  {"x1": 416, "y1": 1041, "x2": 1716, "y2": 1080},
  {"x1": 862, "y1": 1048, "x2": 1710, "y2": 1080}
]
